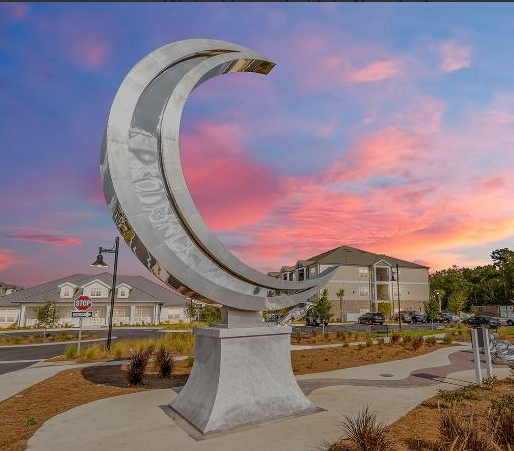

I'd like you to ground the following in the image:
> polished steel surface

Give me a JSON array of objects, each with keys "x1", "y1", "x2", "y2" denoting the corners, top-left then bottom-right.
[{"x1": 101, "y1": 39, "x2": 335, "y2": 311}]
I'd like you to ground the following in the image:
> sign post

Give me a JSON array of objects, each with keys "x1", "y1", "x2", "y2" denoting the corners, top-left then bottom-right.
[{"x1": 73, "y1": 296, "x2": 93, "y2": 353}]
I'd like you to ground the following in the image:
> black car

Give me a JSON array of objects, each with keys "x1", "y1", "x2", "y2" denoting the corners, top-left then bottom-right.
[
  {"x1": 463, "y1": 315, "x2": 501, "y2": 328},
  {"x1": 358, "y1": 312, "x2": 385, "y2": 325}
]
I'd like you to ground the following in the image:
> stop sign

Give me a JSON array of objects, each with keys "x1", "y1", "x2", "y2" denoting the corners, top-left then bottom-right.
[{"x1": 74, "y1": 295, "x2": 92, "y2": 311}]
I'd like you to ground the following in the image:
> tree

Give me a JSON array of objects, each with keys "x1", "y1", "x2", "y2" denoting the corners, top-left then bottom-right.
[
  {"x1": 423, "y1": 296, "x2": 440, "y2": 326},
  {"x1": 377, "y1": 302, "x2": 391, "y2": 320},
  {"x1": 311, "y1": 289, "x2": 332, "y2": 334},
  {"x1": 336, "y1": 288, "x2": 345, "y2": 322},
  {"x1": 446, "y1": 290, "x2": 466, "y2": 315},
  {"x1": 35, "y1": 299, "x2": 60, "y2": 338},
  {"x1": 199, "y1": 305, "x2": 221, "y2": 325},
  {"x1": 491, "y1": 248, "x2": 514, "y2": 302},
  {"x1": 183, "y1": 298, "x2": 199, "y2": 324}
]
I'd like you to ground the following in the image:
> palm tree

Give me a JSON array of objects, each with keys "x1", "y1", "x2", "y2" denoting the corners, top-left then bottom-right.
[{"x1": 336, "y1": 288, "x2": 345, "y2": 322}]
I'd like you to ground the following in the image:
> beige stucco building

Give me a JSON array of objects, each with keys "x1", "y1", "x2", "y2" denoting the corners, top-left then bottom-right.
[
  {"x1": 271, "y1": 245, "x2": 430, "y2": 321},
  {"x1": 0, "y1": 273, "x2": 190, "y2": 328}
]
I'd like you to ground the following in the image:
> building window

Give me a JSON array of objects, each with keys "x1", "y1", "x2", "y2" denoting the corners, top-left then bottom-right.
[
  {"x1": 359, "y1": 267, "x2": 368, "y2": 279},
  {"x1": 136, "y1": 307, "x2": 150, "y2": 317},
  {"x1": 113, "y1": 307, "x2": 127, "y2": 316},
  {"x1": 90, "y1": 287, "x2": 102, "y2": 297},
  {"x1": 119, "y1": 288, "x2": 126, "y2": 297},
  {"x1": 63, "y1": 287, "x2": 70, "y2": 297},
  {"x1": 359, "y1": 286, "x2": 369, "y2": 297}
]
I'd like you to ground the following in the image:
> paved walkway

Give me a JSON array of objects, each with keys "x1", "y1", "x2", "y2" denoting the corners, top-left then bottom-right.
[{"x1": 16, "y1": 342, "x2": 510, "y2": 451}]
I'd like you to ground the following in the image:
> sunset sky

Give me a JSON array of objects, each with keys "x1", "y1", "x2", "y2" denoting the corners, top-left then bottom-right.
[{"x1": 1, "y1": 2, "x2": 514, "y2": 288}]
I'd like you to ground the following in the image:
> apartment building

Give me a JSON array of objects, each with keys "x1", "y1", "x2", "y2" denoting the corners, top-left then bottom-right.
[{"x1": 271, "y1": 245, "x2": 430, "y2": 321}]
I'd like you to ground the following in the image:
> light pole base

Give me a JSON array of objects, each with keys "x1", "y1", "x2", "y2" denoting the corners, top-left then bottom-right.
[{"x1": 169, "y1": 325, "x2": 317, "y2": 436}]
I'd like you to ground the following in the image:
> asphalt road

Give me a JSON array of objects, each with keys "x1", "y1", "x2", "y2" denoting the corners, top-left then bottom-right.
[
  {"x1": 0, "y1": 323, "x2": 442, "y2": 375},
  {"x1": 0, "y1": 328, "x2": 167, "y2": 375}
]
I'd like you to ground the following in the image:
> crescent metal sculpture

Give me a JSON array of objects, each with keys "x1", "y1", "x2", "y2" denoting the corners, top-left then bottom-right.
[{"x1": 101, "y1": 38, "x2": 335, "y2": 313}]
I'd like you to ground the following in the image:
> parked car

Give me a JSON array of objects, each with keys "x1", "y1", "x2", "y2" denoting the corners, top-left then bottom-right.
[
  {"x1": 406, "y1": 311, "x2": 428, "y2": 323},
  {"x1": 435, "y1": 312, "x2": 461, "y2": 323},
  {"x1": 305, "y1": 316, "x2": 329, "y2": 327},
  {"x1": 357, "y1": 312, "x2": 385, "y2": 325},
  {"x1": 463, "y1": 315, "x2": 501, "y2": 328},
  {"x1": 391, "y1": 311, "x2": 413, "y2": 323}
]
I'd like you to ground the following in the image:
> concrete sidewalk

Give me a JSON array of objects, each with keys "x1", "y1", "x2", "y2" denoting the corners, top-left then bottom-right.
[{"x1": 21, "y1": 343, "x2": 511, "y2": 451}]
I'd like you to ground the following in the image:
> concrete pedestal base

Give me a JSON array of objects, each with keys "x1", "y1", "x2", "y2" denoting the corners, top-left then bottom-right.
[{"x1": 169, "y1": 325, "x2": 317, "y2": 435}]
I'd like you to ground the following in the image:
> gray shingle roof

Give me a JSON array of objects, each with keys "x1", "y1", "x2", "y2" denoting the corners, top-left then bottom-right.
[
  {"x1": 297, "y1": 245, "x2": 428, "y2": 269},
  {"x1": 0, "y1": 273, "x2": 188, "y2": 307}
]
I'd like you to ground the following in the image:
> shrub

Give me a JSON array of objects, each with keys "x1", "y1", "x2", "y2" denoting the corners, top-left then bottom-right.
[
  {"x1": 390, "y1": 333, "x2": 401, "y2": 344},
  {"x1": 26, "y1": 415, "x2": 36, "y2": 426},
  {"x1": 442, "y1": 334, "x2": 453, "y2": 345},
  {"x1": 294, "y1": 331, "x2": 302, "y2": 343},
  {"x1": 411, "y1": 336, "x2": 424, "y2": 351},
  {"x1": 376, "y1": 337, "x2": 385, "y2": 346},
  {"x1": 126, "y1": 347, "x2": 152, "y2": 386},
  {"x1": 186, "y1": 355, "x2": 195, "y2": 367},
  {"x1": 84, "y1": 345, "x2": 97, "y2": 361},
  {"x1": 64, "y1": 344, "x2": 78, "y2": 360},
  {"x1": 438, "y1": 389, "x2": 464, "y2": 405},
  {"x1": 365, "y1": 337, "x2": 373, "y2": 347},
  {"x1": 402, "y1": 335, "x2": 413, "y2": 345},
  {"x1": 489, "y1": 394, "x2": 514, "y2": 445},
  {"x1": 425, "y1": 336, "x2": 437, "y2": 346},
  {"x1": 340, "y1": 406, "x2": 392, "y2": 451},
  {"x1": 154, "y1": 346, "x2": 175, "y2": 378},
  {"x1": 310, "y1": 329, "x2": 317, "y2": 338},
  {"x1": 482, "y1": 375, "x2": 500, "y2": 390},
  {"x1": 113, "y1": 344, "x2": 124, "y2": 360},
  {"x1": 439, "y1": 409, "x2": 494, "y2": 451}
]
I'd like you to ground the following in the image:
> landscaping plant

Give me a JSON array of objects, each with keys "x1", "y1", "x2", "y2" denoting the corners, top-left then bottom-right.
[
  {"x1": 126, "y1": 347, "x2": 152, "y2": 386},
  {"x1": 154, "y1": 345, "x2": 175, "y2": 378}
]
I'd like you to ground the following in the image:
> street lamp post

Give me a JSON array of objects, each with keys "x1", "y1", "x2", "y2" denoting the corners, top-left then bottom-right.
[
  {"x1": 90, "y1": 236, "x2": 119, "y2": 351},
  {"x1": 391, "y1": 263, "x2": 402, "y2": 331}
]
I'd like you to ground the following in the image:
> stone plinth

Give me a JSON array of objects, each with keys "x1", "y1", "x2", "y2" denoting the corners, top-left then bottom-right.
[{"x1": 169, "y1": 325, "x2": 317, "y2": 435}]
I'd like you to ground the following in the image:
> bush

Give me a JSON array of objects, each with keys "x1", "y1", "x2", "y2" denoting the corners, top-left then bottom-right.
[
  {"x1": 425, "y1": 336, "x2": 437, "y2": 346},
  {"x1": 186, "y1": 355, "x2": 194, "y2": 367},
  {"x1": 340, "y1": 406, "x2": 392, "y2": 451},
  {"x1": 126, "y1": 347, "x2": 152, "y2": 386},
  {"x1": 376, "y1": 337, "x2": 385, "y2": 346},
  {"x1": 442, "y1": 334, "x2": 453, "y2": 345},
  {"x1": 154, "y1": 346, "x2": 175, "y2": 378},
  {"x1": 390, "y1": 333, "x2": 401, "y2": 344},
  {"x1": 411, "y1": 336, "x2": 424, "y2": 351},
  {"x1": 402, "y1": 335, "x2": 412, "y2": 345},
  {"x1": 64, "y1": 344, "x2": 78, "y2": 360},
  {"x1": 439, "y1": 409, "x2": 494, "y2": 451}
]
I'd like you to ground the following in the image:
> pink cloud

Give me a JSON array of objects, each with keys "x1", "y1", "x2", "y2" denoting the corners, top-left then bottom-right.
[
  {"x1": 180, "y1": 120, "x2": 285, "y2": 230},
  {"x1": 77, "y1": 41, "x2": 109, "y2": 68},
  {"x1": 344, "y1": 60, "x2": 403, "y2": 83},
  {"x1": 6, "y1": 233, "x2": 82, "y2": 246},
  {"x1": 0, "y1": 250, "x2": 22, "y2": 272},
  {"x1": 439, "y1": 40, "x2": 472, "y2": 72}
]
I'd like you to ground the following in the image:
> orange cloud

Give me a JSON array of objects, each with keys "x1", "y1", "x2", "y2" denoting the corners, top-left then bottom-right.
[
  {"x1": 440, "y1": 40, "x2": 471, "y2": 72},
  {"x1": 345, "y1": 60, "x2": 403, "y2": 83}
]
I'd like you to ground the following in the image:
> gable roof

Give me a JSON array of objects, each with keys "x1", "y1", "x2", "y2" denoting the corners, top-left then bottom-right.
[
  {"x1": 298, "y1": 245, "x2": 428, "y2": 269},
  {"x1": 0, "y1": 273, "x2": 188, "y2": 307}
]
